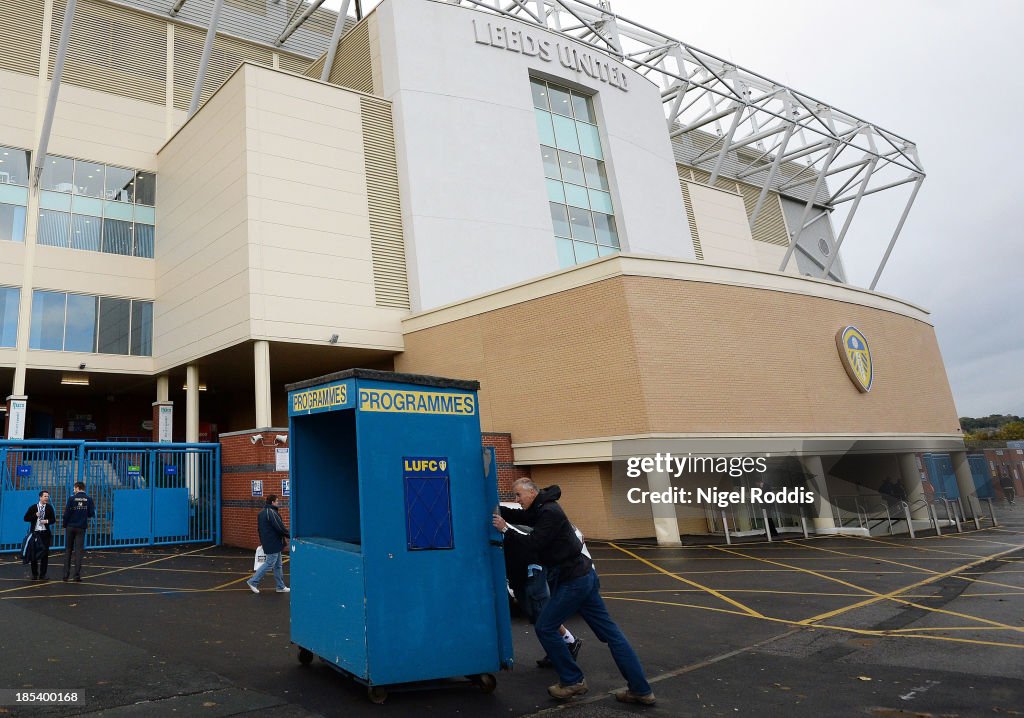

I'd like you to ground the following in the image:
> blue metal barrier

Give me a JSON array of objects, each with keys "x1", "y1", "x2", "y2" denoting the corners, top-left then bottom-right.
[{"x1": 0, "y1": 440, "x2": 220, "y2": 553}]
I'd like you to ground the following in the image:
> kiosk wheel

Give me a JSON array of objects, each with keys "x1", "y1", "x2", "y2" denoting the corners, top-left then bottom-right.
[
  {"x1": 367, "y1": 686, "x2": 388, "y2": 704},
  {"x1": 298, "y1": 648, "x2": 314, "y2": 666},
  {"x1": 471, "y1": 673, "x2": 497, "y2": 693}
]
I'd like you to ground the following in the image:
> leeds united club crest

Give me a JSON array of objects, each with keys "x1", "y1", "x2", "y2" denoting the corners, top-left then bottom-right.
[{"x1": 835, "y1": 326, "x2": 873, "y2": 392}]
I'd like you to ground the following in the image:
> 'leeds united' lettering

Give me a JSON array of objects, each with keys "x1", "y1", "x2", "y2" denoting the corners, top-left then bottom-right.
[{"x1": 472, "y1": 19, "x2": 629, "y2": 92}]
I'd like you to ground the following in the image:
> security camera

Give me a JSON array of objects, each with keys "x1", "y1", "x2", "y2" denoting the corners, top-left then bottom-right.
[
  {"x1": 274, "y1": 435, "x2": 288, "y2": 444},
  {"x1": 250, "y1": 434, "x2": 263, "y2": 445}
]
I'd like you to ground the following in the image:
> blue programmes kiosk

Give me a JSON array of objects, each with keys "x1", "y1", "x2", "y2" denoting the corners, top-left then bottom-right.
[{"x1": 286, "y1": 369, "x2": 514, "y2": 703}]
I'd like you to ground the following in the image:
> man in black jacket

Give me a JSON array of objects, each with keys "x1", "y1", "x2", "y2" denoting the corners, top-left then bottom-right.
[
  {"x1": 62, "y1": 481, "x2": 95, "y2": 582},
  {"x1": 24, "y1": 490, "x2": 57, "y2": 581},
  {"x1": 246, "y1": 495, "x2": 290, "y2": 594},
  {"x1": 493, "y1": 479, "x2": 655, "y2": 705}
]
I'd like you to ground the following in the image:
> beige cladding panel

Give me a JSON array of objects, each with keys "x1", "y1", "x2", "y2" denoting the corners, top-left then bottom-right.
[
  {"x1": 33, "y1": 247, "x2": 155, "y2": 299},
  {"x1": 398, "y1": 274, "x2": 959, "y2": 444},
  {"x1": 0, "y1": 70, "x2": 37, "y2": 149},
  {"x1": 530, "y1": 464, "x2": 654, "y2": 541}
]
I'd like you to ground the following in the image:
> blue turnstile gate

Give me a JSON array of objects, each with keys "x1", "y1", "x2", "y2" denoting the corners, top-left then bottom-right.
[{"x1": 0, "y1": 441, "x2": 220, "y2": 553}]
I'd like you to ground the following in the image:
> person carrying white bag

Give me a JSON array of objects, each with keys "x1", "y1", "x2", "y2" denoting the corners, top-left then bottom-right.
[{"x1": 246, "y1": 495, "x2": 290, "y2": 594}]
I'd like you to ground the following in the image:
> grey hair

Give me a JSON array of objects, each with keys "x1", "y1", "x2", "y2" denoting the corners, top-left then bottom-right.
[{"x1": 512, "y1": 478, "x2": 539, "y2": 493}]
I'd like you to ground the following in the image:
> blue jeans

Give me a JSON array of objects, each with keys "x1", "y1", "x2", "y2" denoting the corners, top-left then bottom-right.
[
  {"x1": 535, "y1": 568, "x2": 651, "y2": 695},
  {"x1": 250, "y1": 551, "x2": 286, "y2": 589}
]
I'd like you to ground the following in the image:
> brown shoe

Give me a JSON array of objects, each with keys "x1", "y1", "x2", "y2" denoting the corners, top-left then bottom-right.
[
  {"x1": 547, "y1": 679, "x2": 588, "y2": 700},
  {"x1": 614, "y1": 689, "x2": 656, "y2": 705}
]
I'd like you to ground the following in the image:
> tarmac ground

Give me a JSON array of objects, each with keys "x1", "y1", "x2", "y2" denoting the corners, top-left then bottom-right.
[{"x1": 1, "y1": 505, "x2": 1023, "y2": 717}]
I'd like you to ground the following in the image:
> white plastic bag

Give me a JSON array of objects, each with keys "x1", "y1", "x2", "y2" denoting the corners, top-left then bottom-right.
[{"x1": 253, "y1": 545, "x2": 266, "y2": 571}]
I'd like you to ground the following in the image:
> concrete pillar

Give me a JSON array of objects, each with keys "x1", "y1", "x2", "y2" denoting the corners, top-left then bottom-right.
[
  {"x1": 646, "y1": 470, "x2": 682, "y2": 546},
  {"x1": 186, "y1": 365, "x2": 199, "y2": 443},
  {"x1": 156, "y1": 374, "x2": 169, "y2": 403},
  {"x1": 802, "y1": 455, "x2": 837, "y2": 532},
  {"x1": 951, "y1": 451, "x2": 981, "y2": 519},
  {"x1": 898, "y1": 453, "x2": 929, "y2": 520},
  {"x1": 254, "y1": 340, "x2": 272, "y2": 428}
]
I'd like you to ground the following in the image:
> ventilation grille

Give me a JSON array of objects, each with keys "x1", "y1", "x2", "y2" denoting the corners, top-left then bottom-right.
[
  {"x1": 360, "y1": 97, "x2": 409, "y2": 309},
  {"x1": 48, "y1": 0, "x2": 166, "y2": 105},
  {"x1": 677, "y1": 172, "x2": 703, "y2": 261},
  {"x1": 279, "y1": 51, "x2": 313, "y2": 75},
  {"x1": 736, "y1": 182, "x2": 789, "y2": 247},
  {"x1": 173, "y1": 23, "x2": 271, "y2": 110},
  {"x1": 0, "y1": 0, "x2": 45, "y2": 77},
  {"x1": 303, "y1": 54, "x2": 327, "y2": 79},
  {"x1": 327, "y1": 20, "x2": 372, "y2": 93}
]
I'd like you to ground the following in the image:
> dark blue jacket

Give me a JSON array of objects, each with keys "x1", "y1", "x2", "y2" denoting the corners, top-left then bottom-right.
[
  {"x1": 63, "y1": 491, "x2": 95, "y2": 529},
  {"x1": 257, "y1": 505, "x2": 289, "y2": 555}
]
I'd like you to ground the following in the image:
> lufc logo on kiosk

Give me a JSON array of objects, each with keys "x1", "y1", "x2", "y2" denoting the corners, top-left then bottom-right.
[{"x1": 835, "y1": 326, "x2": 873, "y2": 392}]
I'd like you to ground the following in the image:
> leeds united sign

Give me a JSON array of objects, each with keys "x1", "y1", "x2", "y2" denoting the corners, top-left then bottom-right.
[{"x1": 472, "y1": 19, "x2": 629, "y2": 92}]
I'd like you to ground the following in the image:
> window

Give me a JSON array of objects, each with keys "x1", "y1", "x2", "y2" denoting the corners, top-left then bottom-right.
[
  {"x1": 0, "y1": 146, "x2": 30, "y2": 186},
  {"x1": 29, "y1": 290, "x2": 153, "y2": 356},
  {"x1": 531, "y1": 78, "x2": 619, "y2": 268},
  {"x1": 39, "y1": 155, "x2": 155, "y2": 258},
  {"x1": 0, "y1": 204, "x2": 26, "y2": 243},
  {"x1": 0, "y1": 286, "x2": 20, "y2": 347}
]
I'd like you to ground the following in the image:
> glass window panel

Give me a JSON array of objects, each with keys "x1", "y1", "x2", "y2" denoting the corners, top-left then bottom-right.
[
  {"x1": 549, "y1": 202, "x2": 570, "y2": 238},
  {"x1": 573, "y1": 240, "x2": 599, "y2": 263},
  {"x1": 598, "y1": 245, "x2": 618, "y2": 257},
  {"x1": 135, "y1": 172, "x2": 156, "y2": 206},
  {"x1": 102, "y1": 219, "x2": 133, "y2": 255},
  {"x1": 0, "y1": 146, "x2": 30, "y2": 186},
  {"x1": 39, "y1": 191, "x2": 72, "y2": 212},
  {"x1": 40, "y1": 155, "x2": 75, "y2": 193},
  {"x1": 37, "y1": 209, "x2": 70, "y2": 247},
  {"x1": 0, "y1": 286, "x2": 20, "y2": 347},
  {"x1": 545, "y1": 179, "x2": 565, "y2": 203},
  {"x1": 563, "y1": 183, "x2": 590, "y2": 209},
  {"x1": 103, "y1": 199, "x2": 133, "y2": 221},
  {"x1": 97, "y1": 297, "x2": 130, "y2": 355},
  {"x1": 547, "y1": 84, "x2": 573, "y2": 117},
  {"x1": 133, "y1": 205, "x2": 155, "y2": 224},
  {"x1": 29, "y1": 290, "x2": 66, "y2": 350},
  {"x1": 0, "y1": 183, "x2": 28, "y2": 205},
  {"x1": 71, "y1": 195, "x2": 103, "y2": 217},
  {"x1": 130, "y1": 300, "x2": 154, "y2": 356},
  {"x1": 593, "y1": 212, "x2": 619, "y2": 247},
  {"x1": 134, "y1": 224, "x2": 154, "y2": 258},
  {"x1": 582, "y1": 156, "x2": 609, "y2": 190},
  {"x1": 534, "y1": 109, "x2": 556, "y2": 147},
  {"x1": 577, "y1": 122, "x2": 603, "y2": 159},
  {"x1": 105, "y1": 165, "x2": 135, "y2": 203},
  {"x1": 74, "y1": 160, "x2": 105, "y2": 198},
  {"x1": 71, "y1": 215, "x2": 101, "y2": 251},
  {"x1": 557, "y1": 150, "x2": 586, "y2": 186},
  {"x1": 530, "y1": 78, "x2": 549, "y2": 110},
  {"x1": 555, "y1": 238, "x2": 575, "y2": 269},
  {"x1": 570, "y1": 92, "x2": 596, "y2": 123},
  {"x1": 0, "y1": 203, "x2": 26, "y2": 242},
  {"x1": 551, "y1": 114, "x2": 580, "y2": 153},
  {"x1": 64, "y1": 293, "x2": 97, "y2": 353},
  {"x1": 540, "y1": 146, "x2": 560, "y2": 180},
  {"x1": 567, "y1": 206, "x2": 595, "y2": 241},
  {"x1": 588, "y1": 188, "x2": 614, "y2": 214}
]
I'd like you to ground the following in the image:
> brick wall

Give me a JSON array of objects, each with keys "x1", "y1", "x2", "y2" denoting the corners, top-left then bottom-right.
[
  {"x1": 483, "y1": 432, "x2": 530, "y2": 501},
  {"x1": 220, "y1": 431, "x2": 291, "y2": 550}
]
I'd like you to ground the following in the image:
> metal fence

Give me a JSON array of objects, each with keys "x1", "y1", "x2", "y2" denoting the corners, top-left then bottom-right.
[{"x1": 0, "y1": 440, "x2": 220, "y2": 553}]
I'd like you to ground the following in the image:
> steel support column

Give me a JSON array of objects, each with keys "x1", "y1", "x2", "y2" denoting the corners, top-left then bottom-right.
[
  {"x1": 778, "y1": 142, "x2": 839, "y2": 272},
  {"x1": 33, "y1": 0, "x2": 77, "y2": 186},
  {"x1": 869, "y1": 176, "x2": 923, "y2": 290},
  {"x1": 320, "y1": 0, "x2": 353, "y2": 82},
  {"x1": 188, "y1": 0, "x2": 225, "y2": 117}
]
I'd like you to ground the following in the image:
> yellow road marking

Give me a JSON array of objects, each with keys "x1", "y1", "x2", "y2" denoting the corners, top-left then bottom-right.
[{"x1": 608, "y1": 542, "x2": 764, "y2": 618}]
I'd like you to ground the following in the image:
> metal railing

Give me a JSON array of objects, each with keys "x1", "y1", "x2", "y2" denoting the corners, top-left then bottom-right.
[{"x1": 0, "y1": 440, "x2": 220, "y2": 553}]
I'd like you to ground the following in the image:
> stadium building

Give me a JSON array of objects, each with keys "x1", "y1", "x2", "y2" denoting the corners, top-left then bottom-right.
[{"x1": 0, "y1": 0, "x2": 973, "y2": 544}]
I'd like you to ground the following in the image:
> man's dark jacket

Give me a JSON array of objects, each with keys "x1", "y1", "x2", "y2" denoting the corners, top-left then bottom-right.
[
  {"x1": 500, "y1": 485, "x2": 591, "y2": 581},
  {"x1": 63, "y1": 491, "x2": 95, "y2": 529},
  {"x1": 257, "y1": 505, "x2": 289, "y2": 555},
  {"x1": 24, "y1": 503, "x2": 56, "y2": 536}
]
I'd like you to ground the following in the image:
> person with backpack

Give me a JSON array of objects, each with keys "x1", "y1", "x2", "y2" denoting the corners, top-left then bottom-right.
[{"x1": 62, "y1": 481, "x2": 95, "y2": 582}]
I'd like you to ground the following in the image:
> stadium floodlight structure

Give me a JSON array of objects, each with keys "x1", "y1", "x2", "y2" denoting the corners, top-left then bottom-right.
[{"x1": 444, "y1": 0, "x2": 925, "y2": 290}]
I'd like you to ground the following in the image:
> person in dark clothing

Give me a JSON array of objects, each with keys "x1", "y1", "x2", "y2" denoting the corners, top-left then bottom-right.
[
  {"x1": 493, "y1": 479, "x2": 655, "y2": 705},
  {"x1": 1000, "y1": 471, "x2": 1016, "y2": 505},
  {"x1": 24, "y1": 490, "x2": 57, "y2": 580},
  {"x1": 62, "y1": 481, "x2": 95, "y2": 582},
  {"x1": 502, "y1": 511, "x2": 582, "y2": 666},
  {"x1": 246, "y1": 495, "x2": 290, "y2": 594}
]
